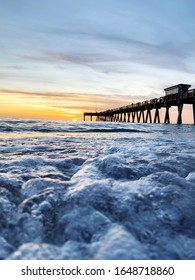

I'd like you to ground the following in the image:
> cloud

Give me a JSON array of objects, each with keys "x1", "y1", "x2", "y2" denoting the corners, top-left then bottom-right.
[
  {"x1": 13, "y1": 21, "x2": 192, "y2": 77},
  {"x1": 0, "y1": 88, "x2": 159, "y2": 99},
  {"x1": 0, "y1": 88, "x2": 100, "y2": 102},
  {"x1": 40, "y1": 32, "x2": 190, "y2": 74},
  {"x1": 1, "y1": 65, "x2": 29, "y2": 70},
  {"x1": 0, "y1": 88, "x2": 161, "y2": 109}
]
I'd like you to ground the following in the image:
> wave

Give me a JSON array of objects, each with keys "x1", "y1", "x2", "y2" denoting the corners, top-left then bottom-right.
[
  {"x1": 0, "y1": 127, "x2": 148, "y2": 134},
  {"x1": 70, "y1": 128, "x2": 150, "y2": 133},
  {"x1": 0, "y1": 120, "x2": 150, "y2": 133}
]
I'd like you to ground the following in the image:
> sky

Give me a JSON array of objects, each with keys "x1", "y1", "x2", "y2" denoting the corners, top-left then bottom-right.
[{"x1": 0, "y1": 0, "x2": 195, "y2": 122}]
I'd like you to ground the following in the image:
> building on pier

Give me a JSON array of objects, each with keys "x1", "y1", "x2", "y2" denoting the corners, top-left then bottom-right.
[{"x1": 164, "y1": 84, "x2": 191, "y2": 96}]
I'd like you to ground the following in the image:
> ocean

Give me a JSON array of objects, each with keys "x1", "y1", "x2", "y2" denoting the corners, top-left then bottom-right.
[{"x1": 0, "y1": 119, "x2": 195, "y2": 260}]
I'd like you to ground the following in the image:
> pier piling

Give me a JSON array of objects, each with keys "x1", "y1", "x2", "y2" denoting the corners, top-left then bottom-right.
[
  {"x1": 154, "y1": 108, "x2": 160, "y2": 123},
  {"x1": 193, "y1": 103, "x2": 195, "y2": 125},
  {"x1": 177, "y1": 103, "x2": 183, "y2": 124},
  {"x1": 164, "y1": 107, "x2": 170, "y2": 124}
]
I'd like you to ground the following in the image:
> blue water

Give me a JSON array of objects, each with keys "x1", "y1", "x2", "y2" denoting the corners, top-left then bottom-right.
[{"x1": 0, "y1": 119, "x2": 195, "y2": 259}]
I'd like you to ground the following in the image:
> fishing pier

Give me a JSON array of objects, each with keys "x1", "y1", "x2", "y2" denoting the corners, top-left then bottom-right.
[{"x1": 84, "y1": 84, "x2": 195, "y2": 124}]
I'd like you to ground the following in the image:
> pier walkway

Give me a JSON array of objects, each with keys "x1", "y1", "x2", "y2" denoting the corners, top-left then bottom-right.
[{"x1": 84, "y1": 84, "x2": 195, "y2": 124}]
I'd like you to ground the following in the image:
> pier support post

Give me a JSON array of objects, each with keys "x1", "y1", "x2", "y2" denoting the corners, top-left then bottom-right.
[
  {"x1": 146, "y1": 110, "x2": 149, "y2": 123},
  {"x1": 84, "y1": 114, "x2": 86, "y2": 121},
  {"x1": 119, "y1": 113, "x2": 123, "y2": 122},
  {"x1": 138, "y1": 111, "x2": 141, "y2": 123},
  {"x1": 142, "y1": 111, "x2": 146, "y2": 123},
  {"x1": 127, "y1": 112, "x2": 130, "y2": 122},
  {"x1": 146, "y1": 109, "x2": 152, "y2": 123},
  {"x1": 136, "y1": 111, "x2": 139, "y2": 122},
  {"x1": 90, "y1": 115, "x2": 92, "y2": 121},
  {"x1": 154, "y1": 108, "x2": 160, "y2": 123},
  {"x1": 164, "y1": 107, "x2": 170, "y2": 124},
  {"x1": 193, "y1": 104, "x2": 195, "y2": 125},
  {"x1": 132, "y1": 111, "x2": 135, "y2": 122},
  {"x1": 123, "y1": 112, "x2": 126, "y2": 122},
  {"x1": 177, "y1": 103, "x2": 183, "y2": 124}
]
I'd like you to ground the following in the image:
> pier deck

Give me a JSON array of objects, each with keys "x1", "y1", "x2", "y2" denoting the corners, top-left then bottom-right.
[{"x1": 84, "y1": 85, "x2": 195, "y2": 124}]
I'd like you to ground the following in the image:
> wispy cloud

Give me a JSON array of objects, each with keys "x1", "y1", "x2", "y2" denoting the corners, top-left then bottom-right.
[
  {"x1": 0, "y1": 88, "x2": 160, "y2": 106},
  {"x1": 40, "y1": 34, "x2": 190, "y2": 74}
]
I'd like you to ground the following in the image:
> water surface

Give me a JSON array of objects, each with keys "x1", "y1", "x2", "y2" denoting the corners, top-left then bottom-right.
[{"x1": 0, "y1": 119, "x2": 195, "y2": 259}]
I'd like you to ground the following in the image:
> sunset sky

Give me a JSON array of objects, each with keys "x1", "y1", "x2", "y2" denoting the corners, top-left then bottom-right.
[{"x1": 1, "y1": 0, "x2": 195, "y2": 122}]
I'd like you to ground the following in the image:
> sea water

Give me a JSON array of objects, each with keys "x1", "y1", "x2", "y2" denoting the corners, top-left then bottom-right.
[{"x1": 0, "y1": 119, "x2": 195, "y2": 260}]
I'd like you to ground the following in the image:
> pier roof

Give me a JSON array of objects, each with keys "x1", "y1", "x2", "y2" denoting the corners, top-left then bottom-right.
[{"x1": 164, "y1": 84, "x2": 191, "y2": 91}]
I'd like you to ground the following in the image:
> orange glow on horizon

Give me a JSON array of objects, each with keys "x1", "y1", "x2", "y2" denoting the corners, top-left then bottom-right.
[
  {"x1": 0, "y1": 90, "x2": 89, "y2": 121},
  {"x1": 0, "y1": 90, "x2": 194, "y2": 123},
  {"x1": 0, "y1": 88, "x2": 134, "y2": 121}
]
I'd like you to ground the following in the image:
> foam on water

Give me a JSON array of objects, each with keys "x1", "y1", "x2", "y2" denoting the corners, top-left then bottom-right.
[{"x1": 0, "y1": 119, "x2": 195, "y2": 259}]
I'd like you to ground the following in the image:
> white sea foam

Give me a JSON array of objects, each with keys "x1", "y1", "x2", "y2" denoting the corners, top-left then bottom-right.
[{"x1": 0, "y1": 120, "x2": 195, "y2": 259}]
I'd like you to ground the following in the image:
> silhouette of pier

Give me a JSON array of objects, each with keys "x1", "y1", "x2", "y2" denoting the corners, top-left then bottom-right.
[{"x1": 84, "y1": 84, "x2": 195, "y2": 124}]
